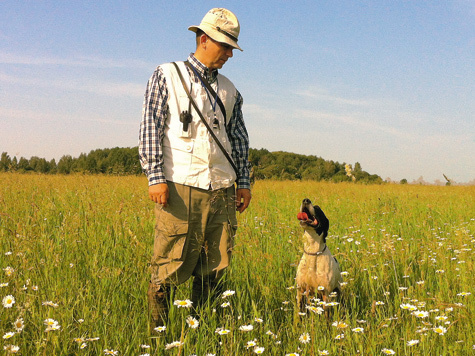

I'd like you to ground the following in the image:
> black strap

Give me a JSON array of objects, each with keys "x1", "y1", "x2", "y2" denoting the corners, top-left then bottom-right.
[
  {"x1": 172, "y1": 62, "x2": 239, "y2": 176},
  {"x1": 184, "y1": 61, "x2": 227, "y2": 126}
]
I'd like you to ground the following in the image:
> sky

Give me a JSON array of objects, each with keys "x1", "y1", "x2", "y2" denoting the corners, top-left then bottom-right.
[{"x1": 1, "y1": 1, "x2": 474, "y2": 184}]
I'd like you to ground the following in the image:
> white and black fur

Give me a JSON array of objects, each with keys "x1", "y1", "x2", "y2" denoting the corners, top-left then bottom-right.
[{"x1": 296, "y1": 198, "x2": 342, "y2": 316}]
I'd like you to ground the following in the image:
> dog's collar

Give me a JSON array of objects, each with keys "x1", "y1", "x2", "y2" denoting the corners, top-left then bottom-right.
[{"x1": 304, "y1": 244, "x2": 327, "y2": 256}]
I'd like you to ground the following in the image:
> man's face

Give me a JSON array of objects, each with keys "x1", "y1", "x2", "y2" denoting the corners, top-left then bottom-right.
[{"x1": 204, "y1": 37, "x2": 234, "y2": 69}]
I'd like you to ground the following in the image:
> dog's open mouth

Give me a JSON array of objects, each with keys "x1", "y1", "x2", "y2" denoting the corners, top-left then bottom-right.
[{"x1": 298, "y1": 207, "x2": 319, "y2": 226}]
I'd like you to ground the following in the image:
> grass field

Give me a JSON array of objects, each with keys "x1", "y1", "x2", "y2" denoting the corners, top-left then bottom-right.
[{"x1": 0, "y1": 173, "x2": 474, "y2": 355}]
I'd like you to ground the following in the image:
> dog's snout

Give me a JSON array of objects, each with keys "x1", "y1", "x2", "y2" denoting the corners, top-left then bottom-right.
[{"x1": 302, "y1": 198, "x2": 312, "y2": 205}]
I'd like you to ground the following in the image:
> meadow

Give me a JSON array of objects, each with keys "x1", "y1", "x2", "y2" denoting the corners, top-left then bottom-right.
[{"x1": 0, "y1": 173, "x2": 473, "y2": 355}]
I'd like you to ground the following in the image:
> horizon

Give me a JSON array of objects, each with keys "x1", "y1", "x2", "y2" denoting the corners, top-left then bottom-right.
[{"x1": 1, "y1": 1, "x2": 474, "y2": 183}]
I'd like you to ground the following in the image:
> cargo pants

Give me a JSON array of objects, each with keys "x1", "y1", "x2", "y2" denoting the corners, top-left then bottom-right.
[{"x1": 150, "y1": 181, "x2": 238, "y2": 291}]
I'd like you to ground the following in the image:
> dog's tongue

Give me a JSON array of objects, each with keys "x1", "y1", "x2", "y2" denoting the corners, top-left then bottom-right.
[{"x1": 297, "y1": 212, "x2": 308, "y2": 221}]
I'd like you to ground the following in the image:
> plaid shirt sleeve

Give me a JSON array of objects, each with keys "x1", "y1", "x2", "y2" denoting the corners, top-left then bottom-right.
[
  {"x1": 228, "y1": 90, "x2": 251, "y2": 190},
  {"x1": 138, "y1": 66, "x2": 168, "y2": 186}
]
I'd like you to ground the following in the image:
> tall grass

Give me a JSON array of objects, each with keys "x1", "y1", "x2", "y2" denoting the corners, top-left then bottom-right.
[{"x1": 0, "y1": 173, "x2": 473, "y2": 355}]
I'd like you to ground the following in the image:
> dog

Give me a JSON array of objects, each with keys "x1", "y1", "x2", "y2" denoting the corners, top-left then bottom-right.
[{"x1": 295, "y1": 198, "x2": 342, "y2": 317}]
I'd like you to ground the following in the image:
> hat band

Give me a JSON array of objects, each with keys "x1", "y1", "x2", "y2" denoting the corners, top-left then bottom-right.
[{"x1": 215, "y1": 26, "x2": 238, "y2": 43}]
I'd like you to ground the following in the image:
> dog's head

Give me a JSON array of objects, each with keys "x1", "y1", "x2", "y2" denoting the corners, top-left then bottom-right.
[{"x1": 298, "y1": 198, "x2": 329, "y2": 241}]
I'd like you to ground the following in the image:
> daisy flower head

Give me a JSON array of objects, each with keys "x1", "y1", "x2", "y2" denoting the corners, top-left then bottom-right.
[
  {"x1": 381, "y1": 348, "x2": 395, "y2": 355},
  {"x1": 0, "y1": 282, "x2": 8, "y2": 288},
  {"x1": 153, "y1": 325, "x2": 166, "y2": 333},
  {"x1": 318, "y1": 350, "x2": 329, "y2": 355},
  {"x1": 215, "y1": 328, "x2": 231, "y2": 335},
  {"x1": 3, "y1": 332, "x2": 15, "y2": 339},
  {"x1": 13, "y1": 318, "x2": 24, "y2": 332},
  {"x1": 3, "y1": 267, "x2": 14, "y2": 276},
  {"x1": 3, "y1": 344, "x2": 20, "y2": 353},
  {"x1": 221, "y1": 301, "x2": 231, "y2": 308},
  {"x1": 2, "y1": 295, "x2": 15, "y2": 308},
  {"x1": 165, "y1": 341, "x2": 183, "y2": 350},
  {"x1": 104, "y1": 349, "x2": 119, "y2": 355},
  {"x1": 306, "y1": 305, "x2": 324, "y2": 314},
  {"x1": 239, "y1": 324, "x2": 254, "y2": 331},
  {"x1": 285, "y1": 353, "x2": 299, "y2": 356},
  {"x1": 335, "y1": 333, "x2": 345, "y2": 340},
  {"x1": 407, "y1": 339, "x2": 420, "y2": 346},
  {"x1": 352, "y1": 327, "x2": 364, "y2": 333},
  {"x1": 246, "y1": 339, "x2": 258, "y2": 349},
  {"x1": 254, "y1": 346, "x2": 265, "y2": 354},
  {"x1": 186, "y1": 316, "x2": 199, "y2": 329},
  {"x1": 222, "y1": 290, "x2": 235, "y2": 298},
  {"x1": 412, "y1": 310, "x2": 429, "y2": 318},
  {"x1": 433, "y1": 326, "x2": 447, "y2": 335},
  {"x1": 173, "y1": 299, "x2": 192, "y2": 308},
  {"x1": 400, "y1": 303, "x2": 417, "y2": 311},
  {"x1": 332, "y1": 321, "x2": 349, "y2": 329},
  {"x1": 299, "y1": 332, "x2": 311, "y2": 344}
]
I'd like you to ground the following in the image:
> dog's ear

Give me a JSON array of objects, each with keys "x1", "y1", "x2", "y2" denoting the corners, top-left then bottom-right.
[{"x1": 313, "y1": 205, "x2": 329, "y2": 241}]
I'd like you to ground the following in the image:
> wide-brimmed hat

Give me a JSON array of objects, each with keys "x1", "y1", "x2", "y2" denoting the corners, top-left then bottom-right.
[{"x1": 188, "y1": 8, "x2": 242, "y2": 51}]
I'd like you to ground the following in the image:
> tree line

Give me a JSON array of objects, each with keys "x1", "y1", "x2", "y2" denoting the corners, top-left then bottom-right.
[{"x1": 0, "y1": 147, "x2": 383, "y2": 183}]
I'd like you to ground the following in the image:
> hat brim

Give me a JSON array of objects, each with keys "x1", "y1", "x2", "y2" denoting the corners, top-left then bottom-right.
[{"x1": 189, "y1": 25, "x2": 243, "y2": 51}]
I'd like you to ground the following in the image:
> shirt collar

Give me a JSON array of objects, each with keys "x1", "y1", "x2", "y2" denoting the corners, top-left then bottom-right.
[{"x1": 187, "y1": 53, "x2": 218, "y2": 84}]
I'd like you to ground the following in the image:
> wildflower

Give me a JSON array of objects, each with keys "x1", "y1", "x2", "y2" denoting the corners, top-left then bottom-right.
[
  {"x1": 352, "y1": 327, "x2": 364, "y2": 333},
  {"x1": 173, "y1": 299, "x2": 192, "y2": 308},
  {"x1": 335, "y1": 333, "x2": 345, "y2": 340},
  {"x1": 140, "y1": 344, "x2": 150, "y2": 349},
  {"x1": 318, "y1": 351, "x2": 329, "y2": 355},
  {"x1": 381, "y1": 349, "x2": 395, "y2": 355},
  {"x1": 13, "y1": 318, "x2": 24, "y2": 332},
  {"x1": 332, "y1": 321, "x2": 349, "y2": 329},
  {"x1": 217, "y1": 328, "x2": 231, "y2": 335},
  {"x1": 285, "y1": 353, "x2": 300, "y2": 356},
  {"x1": 254, "y1": 346, "x2": 265, "y2": 354},
  {"x1": 186, "y1": 316, "x2": 199, "y2": 329},
  {"x1": 104, "y1": 350, "x2": 119, "y2": 355},
  {"x1": 44, "y1": 318, "x2": 60, "y2": 332},
  {"x1": 221, "y1": 301, "x2": 231, "y2": 308},
  {"x1": 299, "y1": 332, "x2": 310, "y2": 344},
  {"x1": 2, "y1": 295, "x2": 15, "y2": 308},
  {"x1": 0, "y1": 282, "x2": 8, "y2": 287},
  {"x1": 254, "y1": 317, "x2": 263, "y2": 323},
  {"x1": 340, "y1": 271, "x2": 349, "y2": 276},
  {"x1": 398, "y1": 287, "x2": 408, "y2": 291},
  {"x1": 3, "y1": 345, "x2": 20, "y2": 353},
  {"x1": 412, "y1": 310, "x2": 429, "y2": 318},
  {"x1": 32, "y1": 285, "x2": 38, "y2": 291},
  {"x1": 306, "y1": 305, "x2": 324, "y2": 314},
  {"x1": 246, "y1": 339, "x2": 258, "y2": 349},
  {"x1": 222, "y1": 290, "x2": 235, "y2": 298},
  {"x1": 80, "y1": 343, "x2": 87, "y2": 349},
  {"x1": 375, "y1": 301, "x2": 385, "y2": 305},
  {"x1": 239, "y1": 324, "x2": 254, "y2": 331},
  {"x1": 400, "y1": 303, "x2": 417, "y2": 311},
  {"x1": 165, "y1": 341, "x2": 183, "y2": 350},
  {"x1": 407, "y1": 339, "x2": 420, "y2": 346},
  {"x1": 3, "y1": 332, "x2": 15, "y2": 339},
  {"x1": 457, "y1": 292, "x2": 471, "y2": 297},
  {"x1": 317, "y1": 286, "x2": 325, "y2": 291},
  {"x1": 433, "y1": 326, "x2": 447, "y2": 335},
  {"x1": 3, "y1": 267, "x2": 14, "y2": 276},
  {"x1": 153, "y1": 325, "x2": 166, "y2": 333},
  {"x1": 416, "y1": 280, "x2": 425, "y2": 285}
]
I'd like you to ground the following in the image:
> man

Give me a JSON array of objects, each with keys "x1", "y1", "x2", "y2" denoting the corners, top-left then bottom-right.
[{"x1": 138, "y1": 8, "x2": 251, "y2": 329}]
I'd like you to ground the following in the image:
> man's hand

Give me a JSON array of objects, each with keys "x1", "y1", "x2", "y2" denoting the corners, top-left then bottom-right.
[
  {"x1": 235, "y1": 188, "x2": 251, "y2": 213},
  {"x1": 149, "y1": 183, "x2": 169, "y2": 206}
]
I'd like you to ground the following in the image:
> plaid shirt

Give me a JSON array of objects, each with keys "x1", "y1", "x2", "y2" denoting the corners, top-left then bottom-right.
[{"x1": 139, "y1": 54, "x2": 250, "y2": 190}]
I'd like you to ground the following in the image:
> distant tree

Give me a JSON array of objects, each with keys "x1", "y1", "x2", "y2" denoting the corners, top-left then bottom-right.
[
  {"x1": 0, "y1": 152, "x2": 11, "y2": 171},
  {"x1": 400, "y1": 179, "x2": 408, "y2": 184}
]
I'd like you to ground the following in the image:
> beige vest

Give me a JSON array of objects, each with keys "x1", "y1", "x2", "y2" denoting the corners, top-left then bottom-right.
[{"x1": 160, "y1": 61, "x2": 237, "y2": 190}]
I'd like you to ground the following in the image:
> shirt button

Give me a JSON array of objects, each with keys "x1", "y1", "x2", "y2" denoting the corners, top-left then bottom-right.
[{"x1": 186, "y1": 145, "x2": 191, "y2": 151}]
